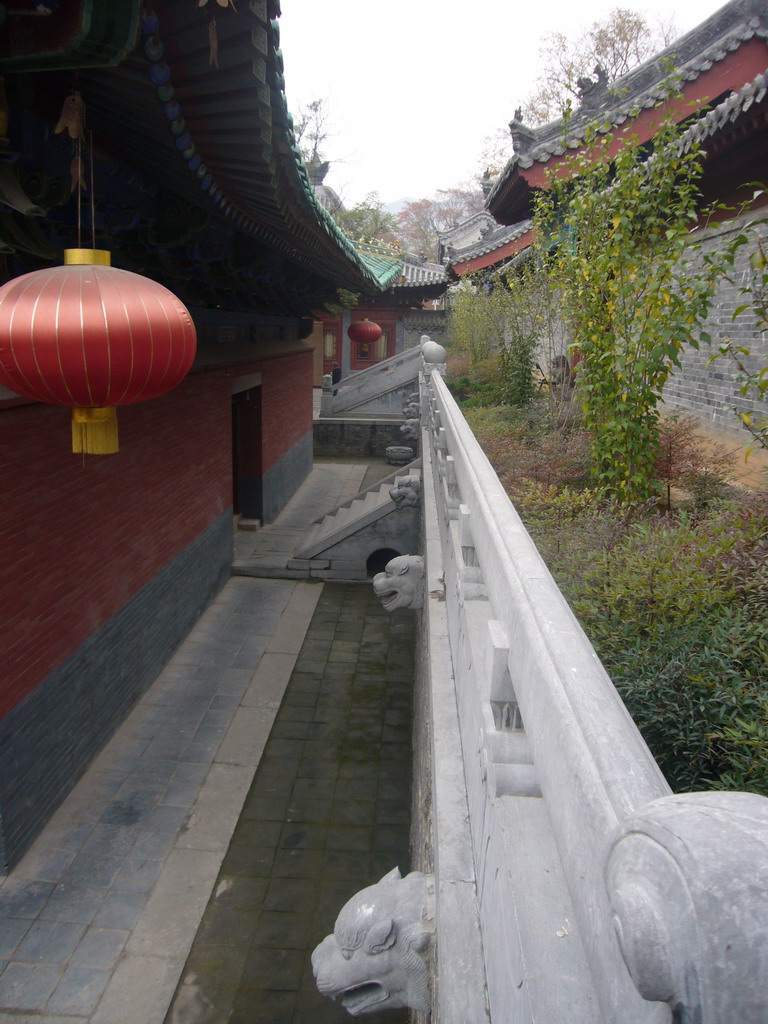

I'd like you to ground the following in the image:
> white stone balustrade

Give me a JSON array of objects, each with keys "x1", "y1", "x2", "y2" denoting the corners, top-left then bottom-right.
[
  {"x1": 417, "y1": 365, "x2": 768, "y2": 1023},
  {"x1": 320, "y1": 344, "x2": 423, "y2": 417}
]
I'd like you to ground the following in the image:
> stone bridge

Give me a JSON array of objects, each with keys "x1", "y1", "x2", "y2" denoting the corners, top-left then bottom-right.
[{"x1": 316, "y1": 351, "x2": 768, "y2": 1023}]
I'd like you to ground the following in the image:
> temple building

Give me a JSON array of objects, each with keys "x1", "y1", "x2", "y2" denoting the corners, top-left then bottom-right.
[
  {"x1": 0, "y1": 0, "x2": 391, "y2": 869},
  {"x1": 444, "y1": 0, "x2": 768, "y2": 441}
]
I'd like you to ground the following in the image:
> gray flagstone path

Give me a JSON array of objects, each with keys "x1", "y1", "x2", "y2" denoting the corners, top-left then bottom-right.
[{"x1": 0, "y1": 459, "x2": 413, "y2": 1024}]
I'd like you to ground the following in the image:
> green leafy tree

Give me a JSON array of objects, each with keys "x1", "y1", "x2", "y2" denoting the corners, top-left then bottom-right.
[
  {"x1": 496, "y1": 262, "x2": 550, "y2": 408},
  {"x1": 449, "y1": 281, "x2": 497, "y2": 365},
  {"x1": 334, "y1": 192, "x2": 397, "y2": 244},
  {"x1": 450, "y1": 258, "x2": 569, "y2": 410},
  {"x1": 534, "y1": 108, "x2": 722, "y2": 505}
]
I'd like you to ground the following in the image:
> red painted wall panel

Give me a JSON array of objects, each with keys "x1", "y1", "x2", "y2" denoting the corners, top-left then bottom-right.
[
  {"x1": 0, "y1": 346, "x2": 313, "y2": 721},
  {"x1": 0, "y1": 368, "x2": 232, "y2": 719},
  {"x1": 260, "y1": 350, "x2": 313, "y2": 472}
]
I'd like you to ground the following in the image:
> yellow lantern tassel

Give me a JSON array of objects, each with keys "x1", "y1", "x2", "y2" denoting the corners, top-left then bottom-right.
[
  {"x1": 71, "y1": 407, "x2": 119, "y2": 454},
  {"x1": 67, "y1": 251, "x2": 119, "y2": 453}
]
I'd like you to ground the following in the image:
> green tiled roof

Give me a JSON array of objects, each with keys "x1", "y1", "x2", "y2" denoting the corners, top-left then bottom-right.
[{"x1": 353, "y1": 247, "x2": 404, "y2": 289}]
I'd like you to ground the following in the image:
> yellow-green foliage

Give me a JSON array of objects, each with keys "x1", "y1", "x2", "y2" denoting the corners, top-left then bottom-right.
[
  {"x1": 449, "y1": 283, "x2": 512, "y2": 365},
  {"x1": 535, "y1": 106, "x2": 723, "y2": 505}
]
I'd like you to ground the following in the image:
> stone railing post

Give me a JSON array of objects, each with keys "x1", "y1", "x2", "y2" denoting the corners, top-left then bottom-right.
[
  {"x1": 420, "y1": 336, "x2": 446, "y2": 378},
  {"x1": 320, "y1": 373, "x2": 334, "y2": 415},
  {"x1": 606, "y1": 792, "x2": 768, "y2": 1024}
]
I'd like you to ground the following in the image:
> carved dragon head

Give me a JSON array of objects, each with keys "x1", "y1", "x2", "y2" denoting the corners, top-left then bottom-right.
[{"x1": 400, "y1": 419, "x2": 420, "y2": 442}]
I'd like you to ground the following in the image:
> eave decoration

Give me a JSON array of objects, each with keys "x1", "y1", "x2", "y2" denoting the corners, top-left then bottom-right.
[{"x1": 0, "y1": 248, "x2": 197, "y2": 454}]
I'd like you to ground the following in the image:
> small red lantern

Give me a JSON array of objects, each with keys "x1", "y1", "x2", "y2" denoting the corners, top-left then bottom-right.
[
  {"x1": 347, "y1": 318, "x2": 382, "y2": 345},
  {"x1": 0, "y1": 248, "x2": 196, "y2": 453}
]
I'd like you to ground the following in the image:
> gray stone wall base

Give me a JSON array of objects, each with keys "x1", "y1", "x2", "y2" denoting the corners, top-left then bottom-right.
[
  {"x1": 313, "y1": 419, "x2": 415, "y2": 458},
  {"x1": 0, "y1": 511, "x2": 233, "y2": 872},
  {"x1": 262, "y1": 431, "x2": 312, "y2": 523}
]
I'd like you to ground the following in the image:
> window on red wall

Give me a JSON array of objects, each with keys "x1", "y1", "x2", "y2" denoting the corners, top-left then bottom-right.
[
  {"x1": 323, "y1": 331, "x2": 336, "y2": 358},
  {"x1": 377, "y1": 333, "x2": 388, "y2": 360},
  {"x1": 357, "y1": 342, "x2": 372, "y2": 361}
]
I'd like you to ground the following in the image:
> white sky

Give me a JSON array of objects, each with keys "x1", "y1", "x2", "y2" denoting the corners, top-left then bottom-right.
[{"x1": 279, "y1": 0, "x2": 728, "y2": 207}]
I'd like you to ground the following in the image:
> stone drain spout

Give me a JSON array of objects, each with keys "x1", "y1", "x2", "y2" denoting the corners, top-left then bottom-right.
[{"x1": 312, "y1": 867, "x2": 435, "y2": 1016}]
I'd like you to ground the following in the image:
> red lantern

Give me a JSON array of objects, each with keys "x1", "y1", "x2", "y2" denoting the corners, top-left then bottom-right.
[
  {"x1": 347, "y1": 318, "x2": 382, "y2": 345},
  {"x1": 0, "y1": 248, "x2": 196, "y2": 453}
]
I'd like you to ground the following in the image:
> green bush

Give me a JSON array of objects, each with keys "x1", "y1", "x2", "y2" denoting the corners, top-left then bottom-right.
[
  {"x1": 602, "y1": 614, "x2": 766, "y2": 792},
  {"x1": 445, "y1": 354, "x2": 504, "y2": 407},
  {"x1": 462, "y1": 404, "x2": 527, "y2": 440},
  {"x1": 523, "y1": 496, "x2": 768, "y2": 793},
  {"x1": 462, "y1": 385, "x2": 767, "y2": 794}
]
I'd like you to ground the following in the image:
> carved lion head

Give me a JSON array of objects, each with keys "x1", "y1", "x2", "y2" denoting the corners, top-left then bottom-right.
[
  {"x1": 311, "y1": 867, "x2": 434, "y2": 1016},
  {"x1": 372, "y1": 555, "x2": 424, "y2": 612}
]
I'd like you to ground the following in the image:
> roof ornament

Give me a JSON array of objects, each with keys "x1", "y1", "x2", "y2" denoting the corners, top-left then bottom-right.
[
  {"x1": 307, "y1": 159, "x2": 331, "y2": 186},
  {"x1": 54, "y1": 91, "x2": 85, "y2": 141},
  {"x1": 576, "y1": 65, "x2": 610, "y2": 111},
  {"x1": 508, "y1": 109, "x2": 536, "y2": 157},
  {"x1": 54, "y1": 91, "x2": 87, "y2": 193}
]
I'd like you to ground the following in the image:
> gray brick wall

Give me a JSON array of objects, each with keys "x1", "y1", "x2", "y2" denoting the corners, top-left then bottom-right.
[
  {"x1": 404, "y1": 311, "x2": 448, "y2": 349},
  {"x1": 0, "y1": 511, "x2": 233, "y2": 871},
  {"x1": 262, "y1": 431, "x2": 313, "y2": 523},
  {"x1": 664, "y1": 213, "x2": 768, "y2": 433},
  {"x1": 313, "y1": 419, "x2": 413, "y2": 458}
]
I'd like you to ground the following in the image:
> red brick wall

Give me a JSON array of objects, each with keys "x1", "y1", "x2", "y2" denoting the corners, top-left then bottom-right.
[
  {"x1": 260, "y1": 350, "x2": 313, "y2": 472},
  {"x1": 0, "y1": 368, "x2": 234, "y2": 719},
  {"x1": 0, "y1": 346, "x2": 314, "y2": 721}
]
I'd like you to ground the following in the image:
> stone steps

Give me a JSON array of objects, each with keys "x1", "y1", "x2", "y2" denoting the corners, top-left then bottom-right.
[{"x1": 293, "y1": 464, "x2": 421, "y2": 563}]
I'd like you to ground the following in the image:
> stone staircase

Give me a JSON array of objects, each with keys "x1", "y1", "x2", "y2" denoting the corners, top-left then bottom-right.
[
  {"x1": 320, "y1": 345, "x2": 422, "y2": 417},
  {"x1": 288, "y1": 463, "x2": 421, "y2": 578}
]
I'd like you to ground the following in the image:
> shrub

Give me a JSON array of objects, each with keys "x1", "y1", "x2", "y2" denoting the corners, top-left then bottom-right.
[
  {"x1": 655, "y1": 414, "x2": 734, "y2": 510},
  {"x1": 526, "y1": 498, "x2": 768, "y2": 793},
  {"x1": 604, "y1": 613, "x2": 767, "y2": 792},
  {"x1": 535, "y1": 106, "x2": 722, "y2": 505},
  {"x1": 446, "y1": 354, "x2": 504, "y2": 407},
  {"x1": 464, "y1": 393, "x2": 768, "y2": 794}
]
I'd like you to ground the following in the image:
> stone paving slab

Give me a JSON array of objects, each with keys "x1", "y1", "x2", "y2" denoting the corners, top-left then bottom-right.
[
  {"x1": 164, "y1": 583, "x2": 415, "y2": 1024},
  {"x1": 0, "y1": 578, "x2": 321, "y2": 1024}
]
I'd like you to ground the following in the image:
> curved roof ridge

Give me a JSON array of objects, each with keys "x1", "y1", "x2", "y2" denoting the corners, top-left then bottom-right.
[{"x1": 489, "y1": 0, "x2": 768, "y2": 209}]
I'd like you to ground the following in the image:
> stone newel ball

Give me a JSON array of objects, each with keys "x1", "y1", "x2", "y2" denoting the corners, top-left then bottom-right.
[{"x1": 421, "y1": 340, "x2": 446, "y2": 363}]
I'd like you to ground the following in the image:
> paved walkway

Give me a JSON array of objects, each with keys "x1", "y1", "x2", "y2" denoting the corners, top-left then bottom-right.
[
  {"x1": 164, "y1": 583, "x2": 413, "y2": 1024},
  {"x1": 0, "y1": 461, "x2": 412, "y2": 1024},
  {"x1": 0, "y1": 577, "x2": 320, "y2": 1023}
]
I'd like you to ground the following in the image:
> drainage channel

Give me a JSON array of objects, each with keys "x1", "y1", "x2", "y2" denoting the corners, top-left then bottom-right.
[{"x1": 165, "y1": 581, "x2": 415, "y2": 1024}]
